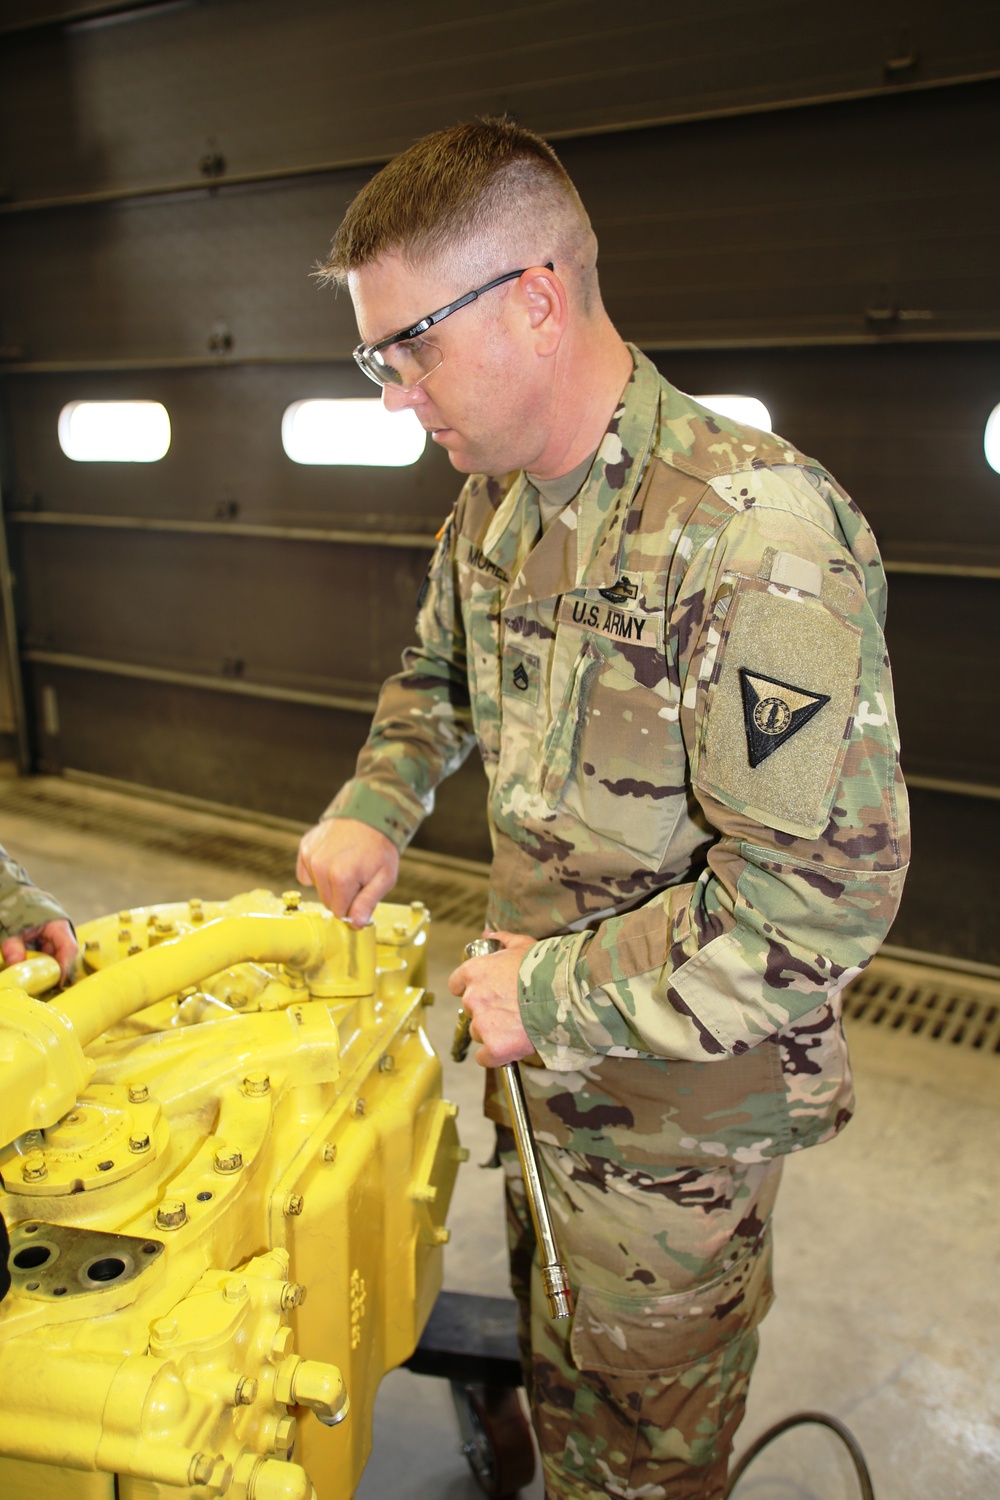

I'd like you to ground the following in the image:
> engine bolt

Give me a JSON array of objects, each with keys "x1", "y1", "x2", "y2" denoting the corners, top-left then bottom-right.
[
  {"x1": 280, "y1": 1281, "x2": 306, "y2": 1310},
  {"x1": 321, "y1": 1142, "x2": 337, "y2": 1163},
  {"x1": 282, "y1": 890, "x2": 301, "y2": 911},
  {"x1": 224, "y1": 1276, "x2": 248, "y2": 1303},
  {"x1": 378, "y1": 1054, "x2": 395, "y2": 1072},
  {"x1": 128, "y1": 1084, "x2": 149, "y2": 1103},
  {"x1": 284, "y1": 1193, "x2": 304, "y2": 1217},
  {"x1": 84, "y1": 938, "x2": 100, "y2": 953},
  {"x1": 242, "y1": 1071, "x2": 270, "y2": 1096},
  {"x1": 118, "y1": 910, "x2": 132, "y2": 923},
  {"x1": 117, "y1": 928, "x2": 131, "y2": 944},
  {"x1": 354, "y1": 1098, "x2": 366, "y2": 1117},
  {"x1": 272, "y1": 1415, "x2": 297, "y2": 1460},
  {"x1": 129, "y1": 1134, "x2": 151, "y2": 1153},
  {"x1": 188, "y1": 1453, "x2": 215, "y2": 1486},
  {"x1": 128, "y1": 944, "x2": 141, "y2": 956},
  {"x1": 214, "y1": 1146, "x2": 243, "y2": 1174},
  {"x1": 155, "y1": 1199, "x2": 187, "y2": 1230},
  {"x1": 235, "y1": 1376, "x2": 258, "y2": 1406},
  {"x1": 21, "y1": 1153, "x2": 47, "y2": 1182},
  {"x1": 189, "y1": 898, "x2": 204, "y2": 922}
]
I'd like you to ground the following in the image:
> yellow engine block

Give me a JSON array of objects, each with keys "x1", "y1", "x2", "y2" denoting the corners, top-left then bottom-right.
[{"x1": 0, "y1": 889, "x2": 466, "y2": 1500}]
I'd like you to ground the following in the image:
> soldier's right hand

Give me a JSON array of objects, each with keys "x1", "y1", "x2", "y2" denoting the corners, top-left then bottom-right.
[{"x1": 295, "y1": 818, "x2": 399, "y2": 928}]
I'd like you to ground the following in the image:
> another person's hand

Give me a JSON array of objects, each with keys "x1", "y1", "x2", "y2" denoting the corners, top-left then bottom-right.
[
  {"x1": 296, "y1": 817, "x2": 399, "y2": 927},
  {"x1": 449, "y1": 930, "x2": 537, "y2": 1068},
  {"x1": 1, "y1": 919, "x2": 78, "y2": 984}
]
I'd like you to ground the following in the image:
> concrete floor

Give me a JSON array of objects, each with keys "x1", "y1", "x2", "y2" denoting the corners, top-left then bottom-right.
[{"x1": 2, "y1": 775, "x2": 998, "y2": 1500}]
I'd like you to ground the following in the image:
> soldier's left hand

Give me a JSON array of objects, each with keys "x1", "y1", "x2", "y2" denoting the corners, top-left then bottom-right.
[
  {"x1": 449, "y1": 930, "x2": 536, "y2": 1068},
  {"x1": 1, "y1": 919, "x2": 78, "y2": 984}
]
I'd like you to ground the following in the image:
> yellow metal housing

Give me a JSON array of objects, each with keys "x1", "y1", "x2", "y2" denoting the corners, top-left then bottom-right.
[{"x1": 0, "y1": 890, "x2": 464, "y2": 1500}]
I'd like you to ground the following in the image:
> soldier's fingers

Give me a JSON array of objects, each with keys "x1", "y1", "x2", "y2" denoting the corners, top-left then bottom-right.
[
  {"x1": 447, "y1": 961, "x2": 470, "y2": 998},
  {"x1": 1, "y1": 935, "x2": 27, "y2": 968},
  {"x1": 346, "y1": 867, "x2": 394, "y2": 928},
  {"x1": 45, "y1": 921, "x2": 78, "y2": 981}
]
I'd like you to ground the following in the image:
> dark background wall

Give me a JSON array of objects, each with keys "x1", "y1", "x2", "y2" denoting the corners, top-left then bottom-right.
[{"x1": 0, "y1": 1, "x2": 998, "y2": 962}]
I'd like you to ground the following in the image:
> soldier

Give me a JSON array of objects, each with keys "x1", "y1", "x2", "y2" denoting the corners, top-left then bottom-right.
[
  {"x1": 297, "y1": 119, "x2": 909, "y2": 1499},
  {"x1": 0, "y1": 845, "x2": 76, "y2": 1303},
  {"x1": 0, "y1": 844, "x2": 76, "y2": 982}
]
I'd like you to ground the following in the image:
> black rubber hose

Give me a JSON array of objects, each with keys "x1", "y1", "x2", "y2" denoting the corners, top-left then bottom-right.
[{"x1": 724, "y1": 1410, "x2": 876, "y2": 1500}]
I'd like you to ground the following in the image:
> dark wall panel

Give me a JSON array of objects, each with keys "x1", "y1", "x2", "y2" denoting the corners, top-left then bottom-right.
[
  {"x1": 1, "y1": 365, "x2": 457, "y2": 531},
  {"x1": 2, "y1": 0, "x2": 998, "y2": 204},
  {"x1": 25, "y1": 663, "x2": 492, "y2": 860},
  {"x1": 889, "y1": 788, "x2": 1000, "y2": 966},
  {"x1": 14, "y1": 527, "x2": 431, "y2": 695},
  {"x1": 3, "y1": 82, "x2": 999, "y2": 366}
]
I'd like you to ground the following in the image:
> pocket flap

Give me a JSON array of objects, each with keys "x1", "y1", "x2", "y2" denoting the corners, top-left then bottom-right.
[{"x1": 569, "y1": 1235, "x2": 773, "y2": 1375}]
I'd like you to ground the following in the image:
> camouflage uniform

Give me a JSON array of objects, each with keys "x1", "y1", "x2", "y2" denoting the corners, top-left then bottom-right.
[
  {"x1": 0, "y1": 845, "x2": 69, "y2": 946},
  {"x1": 328, "y1": 349, "x2": 909, "y2": 1496}
]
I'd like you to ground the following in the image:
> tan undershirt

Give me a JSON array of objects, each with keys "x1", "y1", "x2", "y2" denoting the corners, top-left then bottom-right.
[{"x1": 528, "y1": 449, "x2": 598, "y2": 533}]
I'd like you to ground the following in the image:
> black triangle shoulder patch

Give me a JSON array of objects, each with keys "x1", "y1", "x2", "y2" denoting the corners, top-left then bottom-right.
[{"x1": 738, "y1": 668, "x2": 830, "y2": 768}]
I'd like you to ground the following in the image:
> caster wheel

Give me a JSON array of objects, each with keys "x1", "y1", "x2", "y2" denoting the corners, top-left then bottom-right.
[{"x1": 450, "y1": 1380, "x2": 536, "y2": 1498}]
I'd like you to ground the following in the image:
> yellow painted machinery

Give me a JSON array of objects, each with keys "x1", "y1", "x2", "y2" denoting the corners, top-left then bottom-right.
[{"x1": 0, "y1": 889, "x2": 466, "y2": 1500}]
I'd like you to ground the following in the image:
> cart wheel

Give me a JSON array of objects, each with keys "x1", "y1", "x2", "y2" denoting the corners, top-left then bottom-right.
[{"x1": 450, "y1": 1381, "x2": 536, "y2": 1498}]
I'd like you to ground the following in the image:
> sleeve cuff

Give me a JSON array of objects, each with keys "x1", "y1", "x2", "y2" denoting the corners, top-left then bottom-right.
[
  {"x1": 517, "y1": 931, "x2": 599, "y2": 1071},
  {"x1": 322, "y1": 778, "x2": 426, "y2": 852}
]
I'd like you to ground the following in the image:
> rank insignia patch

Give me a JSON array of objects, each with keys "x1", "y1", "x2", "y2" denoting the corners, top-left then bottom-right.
[{"x1": 739, "y1": 669, "x2": 830, "y2": 768}]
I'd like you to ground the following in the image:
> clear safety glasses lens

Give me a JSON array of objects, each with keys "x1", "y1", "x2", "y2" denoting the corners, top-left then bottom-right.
[{"x1": 354, "y1": 340, "x2": 443, "y2": 391}]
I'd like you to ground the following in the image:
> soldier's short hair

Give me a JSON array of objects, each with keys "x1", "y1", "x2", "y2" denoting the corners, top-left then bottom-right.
[{"x1": 319, "y1": 116, "x2": 598, "y2": 301}]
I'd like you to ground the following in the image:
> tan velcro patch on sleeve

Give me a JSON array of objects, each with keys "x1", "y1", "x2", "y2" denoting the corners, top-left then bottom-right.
[{"x1": 695, "y1": 582, "x2": 862, "y2": 837}]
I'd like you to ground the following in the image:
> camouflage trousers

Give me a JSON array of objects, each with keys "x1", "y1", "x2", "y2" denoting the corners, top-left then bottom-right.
[{"x1": 497, "y1": 1127, "x2": 783, "y2": 1500}]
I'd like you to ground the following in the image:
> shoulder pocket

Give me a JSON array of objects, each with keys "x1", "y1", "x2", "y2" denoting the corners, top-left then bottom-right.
[{"x1": 694, "y1": 579, "x2": 862, "y2": 839}]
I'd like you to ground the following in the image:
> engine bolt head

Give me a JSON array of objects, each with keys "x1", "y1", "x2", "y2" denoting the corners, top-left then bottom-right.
[
  {"x1": 284, "y1": 1193, "x2": 304, "y2": 1217},
  {"x1": 272, "y1": 1415, "x2": 297, "y2": 1460},
  {"x1": 117, "y1": 928, "x2": 131, "y2": 943},
  {"x1": 128, "y1": 1083, "x2": 149, "y2": 1104},
  {"x1": 235, "y1": 1376, "x2": 258, "y2": 1406},
  {"x1": 224, "y1": 1276, "x2": 248, "y2": 1303},
  {"x1": 354, "y1": 1098, "x2": 366, "y2": 1117},
  {"x1": 21, "y1": 1152, "x2": 47, "y2": 1182},
  {"x1": 282, "y1": 890, "x2": 301, "y2": 911},
  {"x1": 155, "y1": 1199, "x2": 187, "y2": 1230},
  {"x1": 321, "y1": 1142, "x2": 337, "y2": 1163},
  {"x1": 242, "y1": 1071, "x2": 271, "y2": 1096},
  {"x1": 214, "y1": 1145, "x2": 243, "y2": 1174},
  {"x1": 280, "y1": 1281, "x2": 306, "y2": 1310},
  {"x1": 378, "y1": 1054, "x2": 395, "y2": 1072},
  {"x1": 129, "y1": 1134, "x2": 150, "y2": 1153}
]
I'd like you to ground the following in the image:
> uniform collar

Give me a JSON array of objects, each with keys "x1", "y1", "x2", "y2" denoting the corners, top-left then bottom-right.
[{"x1": 481, "y1": 345, "x2": 661, "y2": 607}]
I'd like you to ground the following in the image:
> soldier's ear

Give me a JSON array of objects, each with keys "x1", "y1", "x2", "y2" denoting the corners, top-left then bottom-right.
[{"x1": 518, "y1": 265, "x2": 567, "y2": 357}]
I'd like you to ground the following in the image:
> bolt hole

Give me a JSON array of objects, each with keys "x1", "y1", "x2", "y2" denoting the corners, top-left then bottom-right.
[
  {"x1": 26, "y1": 1281, "x2": 39, "y2": 1291},
  {"x1": 97, "y1": 1160, "x2": 114, "y2": 1172},
  {"x1": 197, "y1": 1191, "x2": 213, "y2": 1202},
  {"x1": 53, "y1": 1286, "x2": 67, "y2": 1296},
  {"x1": 141, "y1": 1242, "x2": 159, "y2": 1255},
  {"x1": 85, "y1": 1257, "x2": 127, "y2": 1283},
  {"x1": 23, "y1": 1223, "x2": 39, "y2": 1234},
  {"x1": 13, "y1": 1245, "x2": 51, "y2": 1269}
]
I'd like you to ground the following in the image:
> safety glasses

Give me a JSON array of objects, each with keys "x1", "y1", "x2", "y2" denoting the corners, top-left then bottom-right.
[{"x1": 353, "y1": 263, "x2": 553, "y2": 390}]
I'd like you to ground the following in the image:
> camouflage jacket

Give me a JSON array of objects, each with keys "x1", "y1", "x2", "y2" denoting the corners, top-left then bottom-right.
[
  {"x1": 0, "y1": 845, "x2": 70, "y2": 941},
  {"x1": 329, "y1": 348, "x2": 909, "y2": 1168}
]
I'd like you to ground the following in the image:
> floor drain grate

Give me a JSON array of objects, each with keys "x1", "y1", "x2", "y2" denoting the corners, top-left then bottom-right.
[{"x1": 843, "y1": 961, "x2": 1000, "y2": 1054}]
